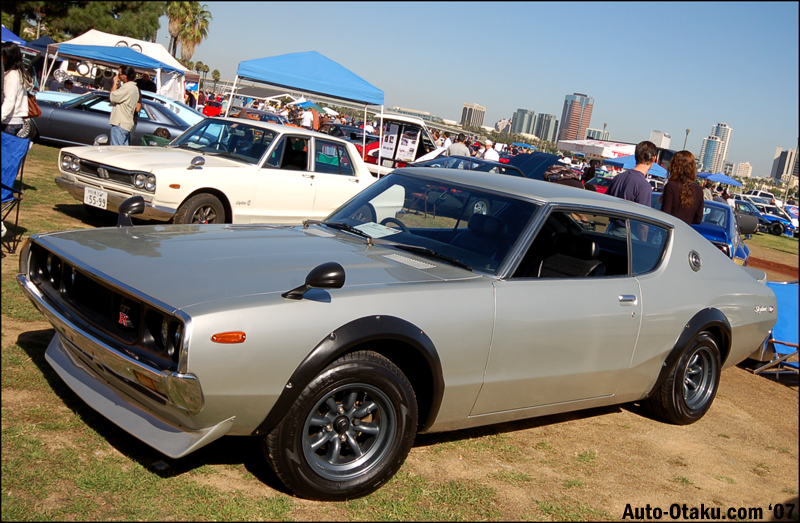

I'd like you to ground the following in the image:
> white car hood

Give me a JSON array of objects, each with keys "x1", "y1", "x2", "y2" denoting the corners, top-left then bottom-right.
[{"x1": 61, "y1": 146, "x2": 251, "y2": 172}]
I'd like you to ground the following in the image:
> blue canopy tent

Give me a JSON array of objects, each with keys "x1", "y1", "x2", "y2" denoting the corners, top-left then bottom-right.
[
  {"x1": 1, "y1": 26, "x2": 25, "y2": 45},
  {"x1": 603, "y1": 155, "x2": 668, "y2": 178},
  {"x1": 511, "y1": 142, "x2": 537, "y2": 150},
  {"x1": 228, "y1": 51, "x2": 384, "y2": 155},
  {"x1": 696, "y1": 171, "x2": 742, "y2": 187},
  {"x1": 25, "y1": 35, "x2": 56, "y2": 54},
  {"x1": 40, "y1": 44, "x2": 184, "y2": 94}
]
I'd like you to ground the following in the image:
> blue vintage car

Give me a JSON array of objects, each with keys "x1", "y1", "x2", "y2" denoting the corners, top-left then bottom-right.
[{"x1": 652, "y1": 194, "x2": 751, "y2": 266}]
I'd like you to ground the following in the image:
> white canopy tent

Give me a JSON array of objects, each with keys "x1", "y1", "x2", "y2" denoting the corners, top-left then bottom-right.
[
  {"x1": 43, "y1": 29, "x2": 189, "y2": 101},
  {"x1": 557, "y1": 139, "x2": 636, "y2": 160}
]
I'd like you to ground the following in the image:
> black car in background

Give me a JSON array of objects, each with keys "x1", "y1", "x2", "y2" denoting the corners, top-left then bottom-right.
[
  {"x1": 30, "y1": 92, "x2": 192, "y2": 146},
  {"x1": 411, "y1": 155, "x2": 526, "y2": 177},
  {"x1": 319, "y1": 123, "x2": 379, "y2": 145}
]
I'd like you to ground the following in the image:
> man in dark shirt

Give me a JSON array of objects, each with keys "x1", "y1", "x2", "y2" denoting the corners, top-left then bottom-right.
[
  {"x1": 135, "y1": 72, "x2": 158, "y2": 93},
  {"x1": 606, "y1": 141, "x2": 657, "y2": 207}
]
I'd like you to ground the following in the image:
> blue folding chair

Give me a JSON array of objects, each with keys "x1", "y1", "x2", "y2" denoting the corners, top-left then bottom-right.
[
  {"x1": 753, "y1": 281, "x2": 799, "y2": 378},
  {"x1": 1, "y1": 132, "x2": 30, "y2": 255}
]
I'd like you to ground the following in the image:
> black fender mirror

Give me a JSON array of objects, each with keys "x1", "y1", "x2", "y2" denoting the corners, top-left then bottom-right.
[
  {"x1": 282, "y1": 262, "x2": 346, "y2": 300},
  {"x1": 117, "y1": 196, "x2": 145, "y2": 227}
]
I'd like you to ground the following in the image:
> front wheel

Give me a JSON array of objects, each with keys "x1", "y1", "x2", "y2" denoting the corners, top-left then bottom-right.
[
  {"x1": 173, "y1": 193, "x2": 225, "y2": 224},
  {"x1": 645, "y1": 332, "x2": 721, "y2": 425},
  {"x1": 265, "y1": 351, "x2": 418, "y2": 500},
  {"x1": 770, "y1": 222, "x2": 784, "y2": 236}
]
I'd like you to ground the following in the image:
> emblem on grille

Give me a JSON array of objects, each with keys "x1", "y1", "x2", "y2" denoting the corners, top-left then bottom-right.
[
  {"x1": 97, "y1": 168, "x2": 109, "y2": 179},
  {"x1": 119, "y1": 312, "x2": 133, "y2": 327}
]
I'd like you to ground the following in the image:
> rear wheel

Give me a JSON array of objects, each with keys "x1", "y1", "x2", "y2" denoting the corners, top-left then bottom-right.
[
  {"x1": 264, "y1": 351, "x2": 417, "y2": 501},
  {"x1": 770, "y1": 222, "x2": 784, "y2": 236},
  {"x1": 173, "y1": 193, "x2": 225, "y2": 224},
  {"x1": 645, "y1": 332, "x2": 721, "y2": 425}
]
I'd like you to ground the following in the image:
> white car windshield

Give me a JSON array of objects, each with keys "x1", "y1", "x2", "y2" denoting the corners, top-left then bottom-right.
[
  {"x1": 325, "y1": 172, "x2": 540, "y2": 274},
  {"x1": 170, "y1": 119, "x2": 277, "y2": 164}
]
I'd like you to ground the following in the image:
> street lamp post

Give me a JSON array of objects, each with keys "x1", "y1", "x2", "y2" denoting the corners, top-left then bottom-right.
[
  {"x1": 684, "y1": 129, "x2": 690, "y2": 150},
  {"x1": 603, "y1": 122, "x2": 607, "y2": 140}
]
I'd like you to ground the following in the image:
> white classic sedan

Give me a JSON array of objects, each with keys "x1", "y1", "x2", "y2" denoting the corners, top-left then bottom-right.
[{"x1": 55, "y1": 119, "x2": 376, "y2": 224}]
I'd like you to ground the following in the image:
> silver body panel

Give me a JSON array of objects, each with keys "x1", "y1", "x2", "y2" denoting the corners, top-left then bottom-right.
[{"x1": 18, "y1": 168, "x2": 778, "y2": 458}]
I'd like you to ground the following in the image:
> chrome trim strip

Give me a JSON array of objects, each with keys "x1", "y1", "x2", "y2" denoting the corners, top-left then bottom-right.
[{"x1": 17, "y1": 273, "x2": 203, "y2": 414}]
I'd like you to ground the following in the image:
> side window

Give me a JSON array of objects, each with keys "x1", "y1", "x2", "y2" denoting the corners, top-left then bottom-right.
[
  {"x1": 512, "y1": 211, "x2": 629, "y2": 278},
  {"x1": 630, "y1": 219, "x2": 669, "y2": 275},
  {"x1": 265, "y1": 137, "x2": 286, "y2": 167},
  {"x1": 85, "y1": 99, "x2": 113, "y2": 114},
  {"x1": 314, "y1": 140, "x2": 354, "y2": 176},
  {"x1": 277, "y1": 137, "x2": 309, "y2": 171}
]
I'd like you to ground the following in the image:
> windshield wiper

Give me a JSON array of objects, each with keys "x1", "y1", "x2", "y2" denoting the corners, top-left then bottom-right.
[
  {"x1": 386, "y1": 244, "x2": 472, "y2": 271},
  {"x1": 320, "y1": 221, "x2": 373, "y2": 242}
]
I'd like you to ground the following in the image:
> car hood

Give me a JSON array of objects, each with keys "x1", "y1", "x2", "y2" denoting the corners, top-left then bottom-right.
[
  {"x1": 61, "y1": 146, "x2": 250, "y2": 172},
  {"x1": 36, "y1": 224, "x2": 480, "y2": 310}
]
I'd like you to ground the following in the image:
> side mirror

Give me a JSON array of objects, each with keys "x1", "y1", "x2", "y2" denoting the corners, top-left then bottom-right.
[
  {"x1": 282, "y1": 262, "x2": 346, "y2": 300},
  {"x1": 94, "y1": 134, "x2": 109, "y2": 146},
  {"x1": 188, "y1": 156, "x2": 205, "y2": 170},
  {"x1": 117, "y1": 196, "x2": 145, "y2": 227}
]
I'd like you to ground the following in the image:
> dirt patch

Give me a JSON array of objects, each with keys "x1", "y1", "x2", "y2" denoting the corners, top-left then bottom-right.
[{"x1": 748, "y1": 257, "x2": 799, "y2": 279}]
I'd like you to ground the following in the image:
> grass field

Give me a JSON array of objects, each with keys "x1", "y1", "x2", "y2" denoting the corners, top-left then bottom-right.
[{"x1": 2, "y1": 143, "x2": 798, "y2": 521}]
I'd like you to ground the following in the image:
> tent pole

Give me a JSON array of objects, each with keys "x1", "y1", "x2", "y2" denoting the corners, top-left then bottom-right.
[
  {"x1": 43, "y1": 51, "x2": 59, "y2": 90},
  {"x1": 156, "y1": 68, "x2": 161, "y2": 94},
  {"x1": 224, "y1": 75, "x2": 239, "y2": 117},
  {"x1": 361, "y1": 104, "x2": 367, "y2": 159},
  {"x1": 376, "y1": 106, "x2": 383, "y2": 176}
]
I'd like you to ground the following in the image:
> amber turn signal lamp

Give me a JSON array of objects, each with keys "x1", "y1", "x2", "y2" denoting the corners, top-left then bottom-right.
[
  {"x1": 169, "y1": 184, "x2": 180, "y2": 189},
  {"x1": 134, "y1": 370, "x2": 159, "y2": 392},
  {"x1": 211, "y1": 332, "x2": 247, "y2": 344}
]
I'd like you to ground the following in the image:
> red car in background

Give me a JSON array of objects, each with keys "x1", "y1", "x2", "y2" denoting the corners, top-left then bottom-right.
[
  {"x1": 202, "y1": 100, "x2": 222, "y2": 117},
  {"x1": 587, "y1": 176, "x2": 613, "y2": 194}
]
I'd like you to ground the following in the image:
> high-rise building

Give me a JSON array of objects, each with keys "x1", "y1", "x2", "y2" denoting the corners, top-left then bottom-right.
[
  {"x1": 461, "y1": 103, "x2": 486, "y2": 128},
  {"x1": 557, "y1": 93, "x2": 593, "y2": 141},
  {"x1": 712, "y1": 123, "x2": 733, "y2": 171},
  {"x1": 495, "y1": 118, "x2": 512, "y2": 134},
  {"x1": 736, "y1": 162, "x2": 752, "y2": 178},
  {"x1": 534, "y1": 113, "x2": 559, "y2": 143},
  {"x1": 650, "y1": 130, "x2": 671, "y2": 149},
  {"x1": 770, "y1": 147, "x2": 797, "y2": 182},
  {"x1": 586, "y1": 128, "x2": 610, "y2": 140},
  {"x1": 699, "y1": 136, "x2": 721, "y2": 172},
  {"x1": 511, "y1": 109, "x2": 535, "y2": 135},
  {"x1": 723, "y1": 162, "x2": 734, "y2": 175}
]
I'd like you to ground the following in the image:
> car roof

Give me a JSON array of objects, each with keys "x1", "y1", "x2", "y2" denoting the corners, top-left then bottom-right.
[
  {"x1": 399, "y1": 167, "x2": 676, "y2": 223},
  {"x1": 205, "y1": 117, "x2": 355, "y2": 144},
  {"x1": 374, "y1": 113, "x2": 427, "y2": 126}
]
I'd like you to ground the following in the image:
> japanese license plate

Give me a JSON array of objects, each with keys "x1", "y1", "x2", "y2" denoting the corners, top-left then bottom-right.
[{"x1": 84, "y1": 187, "x2": 108, "y2": 210}]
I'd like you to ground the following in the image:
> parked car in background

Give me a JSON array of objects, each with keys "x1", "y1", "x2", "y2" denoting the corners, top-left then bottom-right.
[
  {"x1": 733, "y1": 200, "x2": 795, "y2": 237},
  {"x1": 19, "y1": 167, "x2": 777, "y2": 501},
  {"x1": 55, "y1": 118, "x2": 375, "y2": 224},
  {"x1": 587, "y1": 175, "x2": 613, "y2": 194},
  {"x1": 648, "y1": 178, "x2": 665, "y2": 192},
  {"x1": 202, "y1": 100, "x2": 222, "y2": 117},
  {"x1": 36, "y1": 90, "x2": 206, "y2": 127},
  {"x1": 751, "y1": 202, "x2": 798, "y2": 236},
  {"x1": 319, "y1": 123, "x2": 380, "y2": 146},
  {"x1": 361, "y1": 114, "x2": 439, "y2": 177},
  {"x1": 30, "y1": 92, "x2": 192, "y2": 147},
  {"x1": 652, "y1": 193, "x2": 752, "y2": 265},
  {"x1": 228, "y1": 106, "x2": 295, "y2": 126},
  {"x1": 745, "y1": 189, "x2": 782, "y2": 208}
]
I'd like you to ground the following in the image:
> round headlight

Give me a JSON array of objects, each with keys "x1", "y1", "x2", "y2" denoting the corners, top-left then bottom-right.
[
  {"x1": 61, "y1": 154, "x2": 72, "y2": 171},
  {"x1": 144, "y1": 175, "x2": 156, "y2": 192},
  {"x1": 173, "y1": 323, "x2": 183, "y2": 351},
  {"x1": 70, "y1": 158, "x2": 80, "y2": 172},
  {"x1": 133, "y1": 173, "x2": 145, "y2": 188}
]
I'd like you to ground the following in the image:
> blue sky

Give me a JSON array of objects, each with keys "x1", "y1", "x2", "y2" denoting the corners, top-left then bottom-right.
[{"x1": 156, "y1": 2, "x2": 798, "y2": 177}]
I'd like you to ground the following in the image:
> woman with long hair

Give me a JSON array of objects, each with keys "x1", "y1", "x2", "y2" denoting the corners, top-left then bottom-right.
[
  {"x1": 662, "y1": 150, "x2": 704, "y2": 225},
  {"x1": 1, "y1": 42, "x2": 31, "y2": 136}
]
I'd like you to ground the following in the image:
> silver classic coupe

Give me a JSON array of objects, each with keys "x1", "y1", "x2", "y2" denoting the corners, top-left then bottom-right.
[{"x1": 17, "y1": 168, "x2": 777, "y2": 500}]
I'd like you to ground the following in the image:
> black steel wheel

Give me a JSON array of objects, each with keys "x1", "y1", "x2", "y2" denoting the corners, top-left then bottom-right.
[
  {"x1": 770, "y1": 222, "x2": 784, "y2": 236},
  {"x1": 645, "y1": 332, "x2": 721, "y2": 425},
  {"x1": 265, "y1": 351, "x2": 417, "y2": 500},
  {"x1": 173, "y1": 193, "x2": 225, "y2": 224}
]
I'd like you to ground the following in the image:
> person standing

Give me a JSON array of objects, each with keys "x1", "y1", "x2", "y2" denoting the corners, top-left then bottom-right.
[
  {"x1": 446, "y1": 133, "x2": 471, "y2": 157},
  {"x1": 702, "y1": 180, "x2": 714, "y2": 200},
  {"x1": 442, "y1": 132, "x2": 452, "y2": 149},
  {"x1": 1, "y1": 42, "x2": 30, "y2": 137},
  {"x1": 582, "y1": 159, "x2": 597, "y2": 183},
  {"x1": 606, "y1": 140, "x2": 657, "y2": 207},
  {"x1": 300, "y1": 108, "x2": 313, "y2": 129},
  {"x1": 108, "y1": 65, "x2": 140, "y2": 146},
  {"x1": 660, "y1": 150, "x2": 704, "y2": 225},
  {"x1": 483, "y1": 139, "x2": 500, "y2": 161},
  {"x1": 135, "y1": 72, "x2": 157, "y2": 93}
]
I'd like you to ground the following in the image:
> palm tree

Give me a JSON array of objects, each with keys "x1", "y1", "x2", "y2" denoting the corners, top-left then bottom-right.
[
  {"x1": 212, "y1": 69, "x2": 220, "y2": 91},
  {"x1": 179, "y1": 3, "x2": 212, "y2": 62},
  {"x1": 166, "y1": 1, "x2": 192, "y2": 57},
  {"x1": 194, "y1": 61, "x2": 204, "y2": 75}
]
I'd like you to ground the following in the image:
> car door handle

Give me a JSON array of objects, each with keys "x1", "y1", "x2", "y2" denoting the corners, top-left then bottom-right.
[
  {"x1": 619, "y1": 295, "x2": 638, "y2": 305},
  {"x1": 302, "y1": 174, "x2": 315, "y2": 179},
  {"x1": 348, "y1": 178, "x2": 359, "y2": 183}
]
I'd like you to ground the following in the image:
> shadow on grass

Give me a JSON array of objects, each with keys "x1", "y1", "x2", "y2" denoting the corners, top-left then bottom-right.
[
  {"x1": 13, "y1": 327, "x2": 291, "y2": 496},
  {"x1": 54, "y1": 203, "x2": 117, "y2": 227}
]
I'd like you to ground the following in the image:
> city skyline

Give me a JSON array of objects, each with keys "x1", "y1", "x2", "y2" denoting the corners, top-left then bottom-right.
[{"x1": 157, "y1": 2, "x2": 798, "y2": 177}]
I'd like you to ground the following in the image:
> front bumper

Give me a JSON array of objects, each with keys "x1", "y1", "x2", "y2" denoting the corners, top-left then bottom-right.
[
  {"x1": 17, "y1": 273, "x2": 233, "y2": 458},
  {"x1": 55, "y1": 175, "x2": 176, "y2": 222}
]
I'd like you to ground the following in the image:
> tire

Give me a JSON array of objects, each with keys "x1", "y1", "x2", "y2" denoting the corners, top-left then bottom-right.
[
  {"x1": 770, "y1": 222, "x2": 784, "y2": 236},
  {"x1": 173, "y1": 193, "x2": 225, "y2": 224},
  {"x1": 350, "y1": 203, "x2": 376, "y2": 223},
  {"x1": 645, "y1": 332, "x2": 721, "y2": 425},
  {"x1": 264, "y1": 351, "x2": 418, "y2": 501}
]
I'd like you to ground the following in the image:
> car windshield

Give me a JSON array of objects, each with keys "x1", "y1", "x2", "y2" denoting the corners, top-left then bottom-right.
[
  {"x1": 701, "y1": 206, "x2": 729, "y2": 228},
  {"x1": 589, "y1": 176, "x2": 612, "y2": 187},
  {"x1": 170, "y1": 119, "x2": 277, "y2": 164},
  {"x1": 325, "y1": 172, "x2": 540, "y2": 275},
  {"x1": 206, "y1": 101, "x2": 221, "y2": 108}
]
